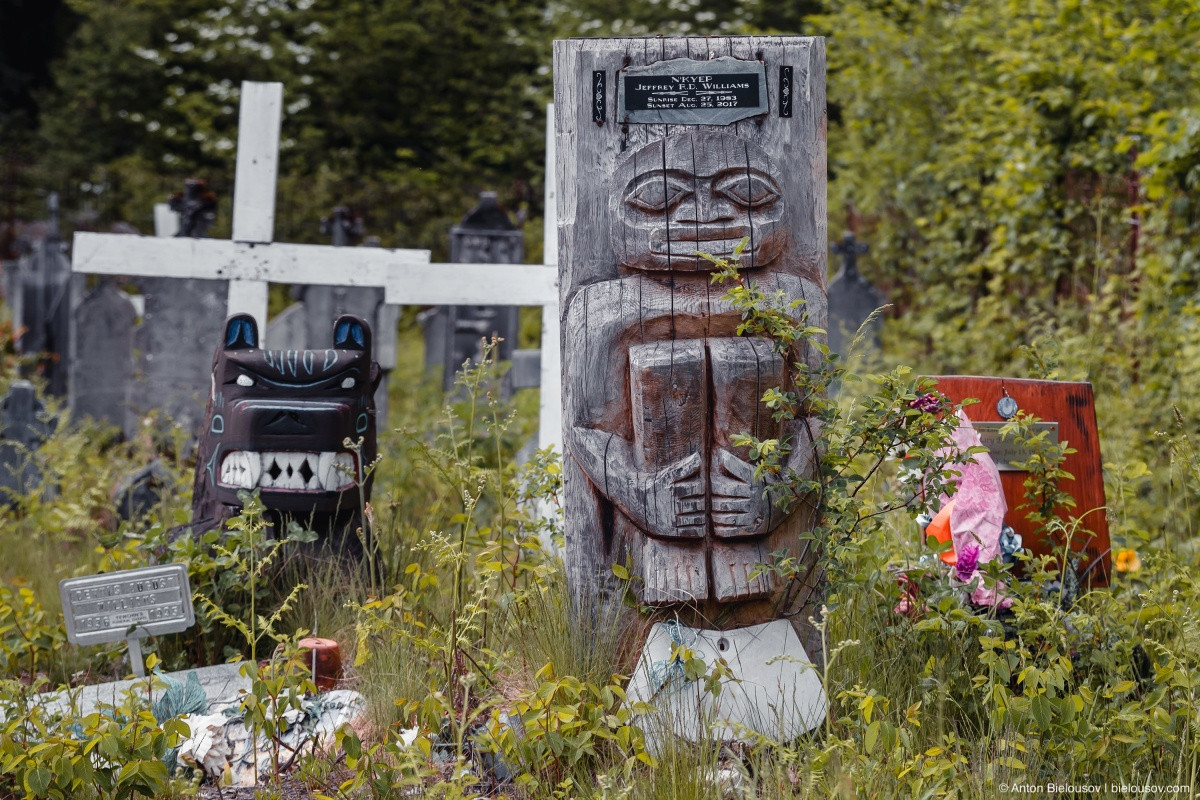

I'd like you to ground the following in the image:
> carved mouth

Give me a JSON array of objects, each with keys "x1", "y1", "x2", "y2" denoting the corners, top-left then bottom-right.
[
  {"x1": 218, "y1": 451, "x2": 358, "y2": 492},
  {"x1": 651, "y1": 238, "x2": 754, "y2": 258}
]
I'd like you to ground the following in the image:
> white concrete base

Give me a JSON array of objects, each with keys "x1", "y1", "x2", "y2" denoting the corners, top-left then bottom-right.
[
  {"x1": 626, "y1": 619, "x2": 827, "y2": 751},
  {"x1": 5, "y1": 663, "x2": 250, "y2": 721}
]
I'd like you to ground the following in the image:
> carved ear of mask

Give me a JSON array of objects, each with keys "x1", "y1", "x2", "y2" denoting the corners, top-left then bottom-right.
[
  {"x1": 224, "y1": 314, "x2": 258, "y2": 350},
  {"x1": 333, "y1": 315, "x2": 371, "y2": 352}
]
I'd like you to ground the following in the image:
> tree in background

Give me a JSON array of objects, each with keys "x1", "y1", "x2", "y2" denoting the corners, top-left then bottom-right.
[
  {"x1": 7, "y1": 0, "x2": 822, "y2": 254},
  {"x1": 817, "y1": 0, "x2": 1200, "y2": 537},
  {"x1": 27, "y1": 0, "x2": 547, "y2": 252},
  {"x1": 0, "y1": 0, "x2": 79, "y2": 256}
]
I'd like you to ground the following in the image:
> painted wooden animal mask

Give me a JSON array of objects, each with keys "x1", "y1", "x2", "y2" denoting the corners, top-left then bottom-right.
[{"x1": 191, "y1": 313, "x2": 381, "y2": 527}]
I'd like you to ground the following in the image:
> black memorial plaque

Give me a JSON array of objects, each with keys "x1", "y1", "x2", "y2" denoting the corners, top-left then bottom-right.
[{"x1": 618, "y1": 56, "x2": 768, "y2": 126}]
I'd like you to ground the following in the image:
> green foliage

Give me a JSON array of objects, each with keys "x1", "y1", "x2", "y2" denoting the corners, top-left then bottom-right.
[
  {"x1": 818, "y1": 0, "x2": 1200, "y2": 551},
  {"x1": 1001, "y1": 412, "x2": 1081, "y2": 545},
  {"x1": 27, "y1": 0, "x2": 550, "y2": 252},
  {"x1": 237, "y1": 639, "x2": 318, "y2": 788},
  {"x1": 483, "y1": 663, "x2": 653, "y2": 792},
  {"x1": 710, "y1": 247, "x2": 975, "y2": 615},
  {"x1": 183, "y1": 491, "x2": 310, "y2": 665},
  {"x1": 0, "y1": 583, "x2": 64, "y2": 680},
  {"x1": 0, "y1": 678, "x2": 196, "y2": 800}
]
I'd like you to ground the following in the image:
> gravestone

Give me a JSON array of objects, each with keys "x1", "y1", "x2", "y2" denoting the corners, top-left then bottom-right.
[
  {"x1": 112, "y1": 460, "x2": 174, "y2": 523},
  {"x1": 827, "y1": 231, "x2": 885, "y2": 357},
  {"x1": 320, "y1": 205, "x2": 364, "y2": 247},
  {"x1": 168, "y1": 179, "x2": 218, "y2": 238},
  {"x1": 69, "y1": 280, "x2": 139, "y2": 436},
  {"x1": 8, "y1": 194, "x2": 73, "y2": 396},
  {"x1": 264, "y1": 302, "x2": 307, "y2": 351},
  {"x1": 422, "y1": 193, "x2": 524, "y2": 391},
  {"x1": 0, "y1": 380, "x2": 53, "y2": 504},
  {"x1": 132, "y1": 179, "x2": 229, "y2": 434},
  {"x1": 927, "y1": 376, "x2": 1112, "y2": 585},
  {"x1": 554, "y1": 36, "x2": 829, "y2": 743},
  {"x1": 135, "y1": 282, "x2": 229, "y2": 435},
  {"x1": 386, "y1": 104, "x2": 562, "y2": 457}
]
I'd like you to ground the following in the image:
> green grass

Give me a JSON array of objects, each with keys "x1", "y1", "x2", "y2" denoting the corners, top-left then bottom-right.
[{"x1": 2, "y1": 313, "x2": 1200, "y2": 799}]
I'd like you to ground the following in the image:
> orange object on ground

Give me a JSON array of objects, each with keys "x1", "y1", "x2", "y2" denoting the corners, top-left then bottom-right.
[
  {"x1": 297, "y1": 637, "x2": 343, "y2": 691},
  {"x1": 924, "y1": 499, "x2": 957, "y2": 565}
]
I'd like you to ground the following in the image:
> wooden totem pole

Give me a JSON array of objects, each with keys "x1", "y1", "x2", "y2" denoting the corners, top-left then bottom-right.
[{"x1": 554, "y1": 37, "x2": 829, "y2": 742}]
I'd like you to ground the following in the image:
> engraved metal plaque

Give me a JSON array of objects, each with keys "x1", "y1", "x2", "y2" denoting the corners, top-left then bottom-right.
[
  {"x1": 60, "y1": 563, "x2": 194, "y2": 646},
  {"x1": 974, "y1": 421, "x2": 1059, "y2": 472},
  {"x1": 619, "y1": 57, "x2": 768, "y2": 126}
]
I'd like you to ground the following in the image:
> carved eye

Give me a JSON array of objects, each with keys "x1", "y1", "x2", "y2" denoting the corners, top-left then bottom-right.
[
  {"x1": 236, "y1": 374, "x2": 254, "y2": 387},
  {"x1": 623, "y1": 173, "x2": 692, "y2": 213},
  {"x1": 341, "y1": 377, "x2": 356, "y2": 389},
  {"x1": 713, "y1": 171, "x2": 781, "y2": 210}
]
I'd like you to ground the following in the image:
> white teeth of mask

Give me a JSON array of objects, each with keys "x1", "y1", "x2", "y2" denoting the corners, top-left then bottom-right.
[
  {"x1": 320, "y1": 452, "x2": 356, "y2": 491},
  {"x1": 218, "y1": 451, "x2": 357, "y2": 491}
]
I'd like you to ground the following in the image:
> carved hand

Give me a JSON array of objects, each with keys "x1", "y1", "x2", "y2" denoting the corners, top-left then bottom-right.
[
  {"x1": 571, "y1": 428, "x2": 707, "y2": 539},
  {"x1": 629, "y1": 451, "x2": 707, "y2": 539},
  {"x1": 710, "y1": 448, "x2": 781, "y2": 538}
]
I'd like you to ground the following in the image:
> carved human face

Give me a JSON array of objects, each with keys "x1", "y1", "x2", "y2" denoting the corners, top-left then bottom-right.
[{"x1": 612, "y1": 133, "x2": 787, "y2": 272}]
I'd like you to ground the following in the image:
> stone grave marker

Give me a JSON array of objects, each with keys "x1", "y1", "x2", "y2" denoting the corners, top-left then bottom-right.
[
  {"x1": 554, "y1": 35, "x2": 830, "y2": 744},
  {"x1": 135, "y1": 178, "x2": 229, "y2": 433},
  {"x1": 167, "y1": 179, "x2": 218, "y2": 238},
  {"x1": 827, "y1": 231, "x2": 886, "y2": 358},
  {"x1": 421, "y1": 192, "x2": 524, "y2": 392},
  {"x1": 0, "y1": 380, "x2": 53, "y2": 504},
  {"x1": 393, "y1": 104, "x2": 562, "y2": 455},
  {"x1": 69, "y1": 280, "x2": 139, "y2": 436},
  {"x1": 267, "y1": 205, "x2": 396, "y2": 425},
  {"x1": 383, "y1": 255, "x2": 560, "y2": 452},
  {"x1": 8, "y1": 193, "x2": 73, "y2": 396},
  {"x1": 136, "y1": 276, "x2": 229, "y2": 436}
]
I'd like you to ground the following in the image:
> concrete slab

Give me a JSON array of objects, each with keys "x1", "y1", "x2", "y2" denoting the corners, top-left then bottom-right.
[
  {"x1": 626, "y1": 619, "x2": 827, "y2": 752},
  {"x1": 6, "y1": 662, "x2": 250, "y2": 720}
]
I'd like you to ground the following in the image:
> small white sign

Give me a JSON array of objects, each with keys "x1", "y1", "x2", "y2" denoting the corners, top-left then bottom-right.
[{"x1": 60, "y1": 564, "x2": 195, "y2": 646}]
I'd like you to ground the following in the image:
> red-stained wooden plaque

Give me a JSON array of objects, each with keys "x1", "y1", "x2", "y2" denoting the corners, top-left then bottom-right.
[{"x1": 928, "y1": 376, "x2": 1111, "y2": 586}]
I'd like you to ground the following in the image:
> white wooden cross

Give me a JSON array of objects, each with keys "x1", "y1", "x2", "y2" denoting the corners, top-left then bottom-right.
[
  {"x1": 73, "y1": 82, "x2": 430, "y2": 332},
  {"x1": 73, "y1": 83, "x2": 564, "y2": 452},
  {"x1": 385, "y1": 105, "x2": 561, "y2": 454}
]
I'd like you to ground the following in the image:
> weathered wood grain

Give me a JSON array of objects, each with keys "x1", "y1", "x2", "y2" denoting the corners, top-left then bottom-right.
[{"x1": 554, "y1": 36, "x2": 827, "y2": 659}]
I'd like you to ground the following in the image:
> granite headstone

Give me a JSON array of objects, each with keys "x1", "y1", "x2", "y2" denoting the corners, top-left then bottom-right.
[
  {"x1": 827, "y1": 232, "x2": 886, "y2": 358},
  {"x1": 10, "y1": 194, "x2": 73, "y2": 396},
  {"x1": 423, "y1": 192, "x2": 523, "y2": 392},
  {"x1": 70, "y1": 280, "x2": 138, "y2": 437},
  {"x1": 0, "y1": 380, "x2": 53, "y2": 504}
]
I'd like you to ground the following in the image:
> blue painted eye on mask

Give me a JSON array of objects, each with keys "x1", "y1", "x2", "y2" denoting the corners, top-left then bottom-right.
[
  {"x1": 335, "y1": 320, "x2": 365, "y2": 348},
  {"x1": 225, "y1": 316, "x2": 258, "y2": 349}
]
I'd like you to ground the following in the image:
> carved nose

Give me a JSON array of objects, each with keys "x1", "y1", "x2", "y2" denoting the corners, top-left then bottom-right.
[
  {"x1": 675, "y1": 184, "x2": 736, "y2": 225},
  {"x1": 260, "y1": 410, "x2": 313, "y2": 435}
]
